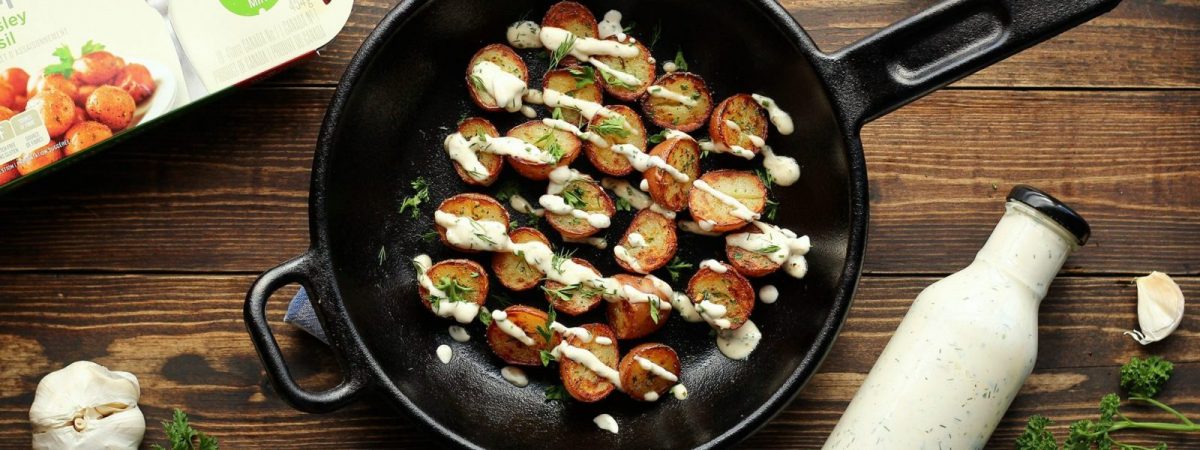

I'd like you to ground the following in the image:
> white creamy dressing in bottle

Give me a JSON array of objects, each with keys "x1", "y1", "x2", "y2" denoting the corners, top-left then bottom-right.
[{"x1": 824, "y1": 191, "x2": 1087, "y2": 449}]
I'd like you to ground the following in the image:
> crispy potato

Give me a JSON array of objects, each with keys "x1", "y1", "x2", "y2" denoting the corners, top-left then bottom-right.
[
  {"x1": 73, "y1": 104, "x2": 86, "y2": 124},
  {"x1": 645, "y1": 137, "x2": 700, "y2": 211},
  {"x1": 492, "y1": 227, "x2": 549, "y2": 291},
  {"x1": 542, "y1": 67, "x2": 603, "y2": 126},
  {"x1": 583, "y1": 104, "x2": 646, "y2": 176},
  {"x1": 591, "y1": 38, "x2": 655, "y2": 101},
  {"x1": 63, "y1": 121, "x2": 113, "y2": 156},
  {"x1": 0, "y1": 159, "x2": 19, "y2": 186},
  {"x1": 618, "y1": 343, "x2": 681, "y2": 401},
  {"x1": 3, "y1": 68, "x2": 29, "y2": 97},
  {"x1": 452, "y1": 117, "x2": 504, "y2": 186},
  {"x1": 710, "y1": 94, "x2": 769, "y2": 154},
  {"x1": 416, "y1": 259, "x2": 489, "y2": 312},
  {"x1": 487, "y1": 305, "x2": 561, "y2": 366},
  {"x1": 0, "y1": 81, "x2": 15, "y2": 110},
  {"x1": 640, "y1": 72, "x2": 713, "y2": 132},
  {"x1": 559, "y1": 323, "x2": 618, "y2": 402},
  {"x1": 27, "y1": 91, "x2": 77, "y2": 138},
  {"x1": 466, "y1": 44, "x2": 529, "y2": 112},
  {"x1": 74, "y1": 84, "x2": 97, "y2": 107},
  {"x1": 726, "y1": 224, "x2": 782, "y2": 277},
  {"x1": 0, "y1": 106, "x2": 14, "y2": 121},
  {"x1": 434, "y1": 193, "x2": 511, "y2": 253},
  {"x1": 505, "y1": 120, "x2": 581, "y2": 180},
  {"x1": 687, "y1": 261, "x2": 755, "y2": 330},
  {"x1": 15, "y1": 144, "x2": 64, "y2": 175},
  {"x1": 688, "y1": 170, "x2": 767, "y2": 233},
  {"x1": 605, "y1": 274, "x2": 671, "y2": 340},
  {"x1": 615, "y1": 209, "x2": 677, "y2": 274},
  {"x1": 85, "y1": 86, "x2": 135, "y2": 131},
  {"x1": 29, "y1": 74, "x2": 77, "y2": 101},
  {"x1": 542, "y1": 1, "x2": 599, "y2": 39},
  {"x1": 114, "y1": 63, "x2": 156, "y2": 104},
  {"x1": 543, "y1": 257, "x2": 604, "y2": 315},
  {"x1": 72, "y1": 51, "x2": 125, "y2": 86},
  {"x1": 546, "y1": 177, "x2": 615, "y2": 239}
]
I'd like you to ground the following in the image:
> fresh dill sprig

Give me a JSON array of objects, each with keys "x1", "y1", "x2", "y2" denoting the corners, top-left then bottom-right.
[
  {"x1": 665, "y1": 257, "x2": 693, "y2": 282},
  {"x1": 550, "y1": 34, "x2": 576, "y2": 68},
  {"x1": 591, "y1": 116, "x2": 631, "y2": 138},
  {"x1": 561, "y1": 187, "x2": 588, "y2": 209},
  {"x1": 398, "y1": 177, "x2": 430, "y2": 219},
  {"x1": 614, "y1": 196, "x2": 634, "y2": 212}
]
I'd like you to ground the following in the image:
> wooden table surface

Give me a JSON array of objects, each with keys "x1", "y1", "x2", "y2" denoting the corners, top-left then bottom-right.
[{"x1": 1, "y1": 1, "x2": 1197, "y2": 448}]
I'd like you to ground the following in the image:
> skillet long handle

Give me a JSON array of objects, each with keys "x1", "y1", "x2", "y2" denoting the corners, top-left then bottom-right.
[
  {"x1": 816, "y1": 0, "x2": 1121, "y2": 127},
  {"x1": 244, "y1": 252, "x2": 369, "y2": 413}
]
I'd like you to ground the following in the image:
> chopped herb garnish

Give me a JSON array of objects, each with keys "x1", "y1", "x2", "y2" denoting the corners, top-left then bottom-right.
[
  {"x1": 495, "y1": 179, "x2": 519, "y2": 202},
  {"x1": 544, "y1": 384, "x2": 568, "y2": 402},
  {"x1": 467, "y1": 218, "x2": 498, "y2": 246},
  {"x1": 398, "y1": 177, "x2": 430, "y2": 219},
  {"x1": 552, "y1": 107, "x2": 565, "y2": 121},
  {"x1": 674, "y1": 49, "x2": 689, "y2": 71},
  {"x1": 665, "y1": 257, "x2": 694, "y2": 282},
  {"x1": 435, "y1": 276, "x2": 474, "y2": 303},
  {"x1": 757, "y1": 245, "x2": 781, "y2": 254},
  {"x1": 614, "y1": 196, "x2": 634, "y2": 212},
  {"x1": 591, "y1": 116, "x2": 631, "y2": 138},
  {"x1": 490, "y1": 292, "x2": 515, "y2": 308},
  {"x1": 421, "y1": 231, "x2": 439, "y2": 243},
  {"x1": 649, "y1": 295, "x2": 661, "y2": 324},
  {"x1": 756, "y1": 168, "x2": 775, "y2": 189},
  {"x1": 470, "y1": 74, "x2": 487, "y2": 93},
  {"x1": 539, "y1": 349, "x2": 557, "y2": 366},
  {"x1": 550, "y1": 248, "x2": 577, "y2": 274},
  {"x1": 536, "y1": 133, "x2": 566, "y2": 162},
  {"x1": 541, "y1": 283, "x2": 575, "y2": 301},
  {"x1": 561, "y1": 187, "x2": 588, "y2": 209},
  {"x1": 478, "y1": 307, "x2": 493, "y2": 326},
  {"x1": 601, "y1": 71, "x2": 638, "y2": 90},
  {"x1": 377, "y1": 246, "x2": 387, "y2": 266},
  {"x1": 535, "y1": 303, "x2": 557, "y2": 342},
  {"x1": 764, "y1": 199, "x2": 779, "y2": 221},
  {"x1": 623, "y1": 21, "x2": 636, "y2": 33},
  {"x1": 648, "y1": 129, "x2": 670, "y2": 144},
  {"x1": 568, "y1": 66, "x2": 595, "y2": 89},
  {"x1": 550, "y1": 34, "x2": 576, "y2": 68}
]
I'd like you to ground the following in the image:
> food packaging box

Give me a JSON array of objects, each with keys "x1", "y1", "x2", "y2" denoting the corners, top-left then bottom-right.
[{"x1": 0, "y1": 0, "x2": 353, "y2": 193}]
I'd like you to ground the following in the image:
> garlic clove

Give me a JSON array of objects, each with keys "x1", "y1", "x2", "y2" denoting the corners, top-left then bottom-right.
[
  {"x1": 29, "y1": 361, "x2": 145, "y2": 450},
  {"x1": 1123, "y1": 271, "x2": 1185, "y2": 345}
]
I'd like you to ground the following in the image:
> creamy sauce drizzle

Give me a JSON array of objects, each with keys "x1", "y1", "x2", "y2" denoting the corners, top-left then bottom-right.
[
  {"x1": 543, "y1": 118, "x2": 608, "y2": 148},
  {"x1": 693, "y1": 180, "x2": 761, "y2": 221},
  {"x1": 716, "y1": 319, "x2": 761, "y2": 360},
  {"x1": 663, "y1": 61, "x2": 678, "y2": 73},
  {"x1": 552, "y1": 341, "x2": 623, "y2": 388},
  {"x1": 500, "y1": 366, "x2": 529, "y2": 387},
  {"x1": 679, "y1": 220, "x2": 722, "y2": 237},
  {"x1": 471, "y1": 61, "x2": 527, "y2": 112},
  {"x1": 761, "y1": 146, "x2": 801, "y2": 186},
  {"x1": 759, "y1": 285, "x2": 779, "y2": 304},
  {"x1": 699, "y1": 138, "x2": 755, "y2": 159},
  {"x1": 597, "y1": 10, "x2": 627, "y2": 41},
  {"x1": 726, "y1": 221, "x2": 811, "y2": 279},
  {"x1": 594, "y1": 414, "x2": 619, "y2": 434},
  {"x1": 634, "y1": 356, "x2": 679, "y2": 382},
  {"x1": 725, "y1": 119, "x2": 765, "y2": 149},
  {"x1": 670, "y1": 292, "x2": 703, "y2": 322},
  {"x1": 648, "y1": 85, "x2": 698, "y2": 107},
  {"x1": 510, "y1": 194, "x2": 545, "y2": 216},
  {"x1": 506, "y1": 21, "x2": 542, "y2": 49},
  {"x1": 670, "y1": 384, "x2": 689, "y2": 399},
  {"x1": 448, "y1": 325, "x2": 470, "y2": 342},
  {"x1": 436, "y1": 344, "x2": 453, "y2": 364},
  {"x1": 542, "y1": 88, "x2": 621, "y2": 123},
  {"x1": 696, "y1": 299, "x2": 732, "y2": 329},
  {"x1": 751, "y1": 93, "x2": 795, "y2": 135},
  {"x1": 613, "y1": 244, "x2": 644, "y2": 273},
  {"x1": 540, "y1": 27, "x2": 639, "y2": 61},
  {"x1": 589, "y1": 58, "x2": 642, "y2": 87},
  {"x1": 491, "y1": 310, "x2": 536, "y2": 346},
  {"x1": 443, "y1": 132, "x2": 558, "y2": 180},
  {"x1": 413, "y1": 254, "x2": 481, "y2": 323},
  {"x1": 611, "y1": 144, "x2": 690, "y2": 182},
  {"x1": 562, "y1": 236, "x2": 608, "y2": 249}
]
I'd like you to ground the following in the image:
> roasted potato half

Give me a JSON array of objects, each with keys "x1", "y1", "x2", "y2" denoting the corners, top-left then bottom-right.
[
  {"x1": 545, "y1": 177, "x2": 615, "y2": 239},
  {"x1": 583, "y1": 104, "x2": 646, "y2": 176},
  {"x1": 542, "y1": 67, "x2": 603, "y2": 127},
  {"x1": 542, "y1": 1, "x2": 599, "y2": 40},
  {"x1": 615, "y1": 209, "x2": 677, "y2": 274},
  {"x1": 640, "y1": 72, "x2": 713, "y2": 132},
  {"x1": 452, "y1": 117, "x2": 504, "y2": 186},
  {"x1": 492, "y1": 227, "x2": 550, "y2": 291},
  {"x1": 645, "y1": 137, "x2": 701, "y2": 211},
  {"x1": 559, "y1": 323, "x2": 619, "y2": 402},
  {"x1": 591, "y1": 38, "x2": 655, "y2": 101},
  {"x1": 542, "y1": 257, "x2": 604, "y2": 316},
  {"x1": 505, "y1": 120, "x2": 582, "y2": 180},
  {"x1": 487, "y1": 305, "x2": 561, "y2": 366},
  {"x1": 725, "y1": 224, "x2": 782, "y2": 277},
  {"x1": 687, "y1": 261, "x2": 755, "y2": 330},
  {"x1": 605, "y1": 274, "x2": 671, "y2": 340},
  {"x1": 416, "y1": 259, "x2": 489, "y2": 312},
  {"x1": 435, "y1": 193, "x2": 511, "y2": 253},
  {"x1": 618, "y1": 343, "x2": 682, "y2": 402},
  {"x1": 688, "y1": 169, "x2": 767, "y2": 233},
  {"x1": 710, "y1": 94, "x2": 769, "y2": 154},
  {"x1": 466, "y1": 44, "x2": 529, "y2": 112}
]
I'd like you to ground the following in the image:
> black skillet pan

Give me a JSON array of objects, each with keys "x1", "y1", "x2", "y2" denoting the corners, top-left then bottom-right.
[{"x1": 245, "y1": 0, "x2": 1119, "y2": 448}]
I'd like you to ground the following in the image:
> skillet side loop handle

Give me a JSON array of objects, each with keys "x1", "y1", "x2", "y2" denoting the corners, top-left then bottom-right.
[
  {"x1": 244, "y1": 253, "x2": 367, "y2": 413},
  {"x1": 818, "y1": 0, "x2": 1121, "y2": 127}
]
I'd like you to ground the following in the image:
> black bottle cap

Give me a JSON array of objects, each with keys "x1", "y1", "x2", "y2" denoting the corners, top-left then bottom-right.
[{"x1": 1007, "y1": 185, "x2": 1090, "y2": 245}]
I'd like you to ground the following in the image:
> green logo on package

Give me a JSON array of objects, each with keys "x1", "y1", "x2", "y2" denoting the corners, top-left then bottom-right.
[{"x1": 219, "y1": 0, "x2": 280, "y2": 16}]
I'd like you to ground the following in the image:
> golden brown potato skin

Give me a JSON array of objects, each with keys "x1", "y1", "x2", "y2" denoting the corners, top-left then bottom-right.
[
  {"x1": 545, "y1": 178, "x2": 615, "y2": 239},
  {"x1": 505, "y1": 120, "x2": 582, "y2": 180},
  {"x1": 64, "y1": 121, "x2": 114, "y2": 156},
  {"x1": 85, "y1": 86, "x2": 136, "y2": 131},
  {"x1": 710, "y1": 94, "x2": 769, "y2": 154},
  {"x1": 486, "y1": 305, "x2": 561, "y2": 366},
  {"x1": 687, "y1": 169, "x2": 767, "y2": 233},
  {"x1": 591, "y1": 38, "x2": 655, "y2": 102},
  {"x1": 15, "y1": 144, "x2": 64, "y2": 175},
  {"x1": 640, "y1": 72, "x2": 714, "y2": 132},
  {"x1": 452, "y1": 117, "x2": 503, "y2": 186},
  {"x1": 30, "y1": 74, "x2": 78, "y2": 101},
  {"x1": 725, "y1": 224, "x2": 783, "y2": 277},
  {"x1": 74, "y1": 85, "x2": 97, "y2": 107},
  {"x1": 491, "y1": 227, "x2": 549, "y2": 291},
  {"x1": 687, "y1": 261, "x2": 755, "y2": 330},
  {"x1": 416, "y1": 259, "x2": 489, "y2": 311},
  {"x1": 615, "y1": 209, "x2": 678, "y2": 274},
  {"x1": 2, "y1": 68, "x2": 29, "y2": 97},
  {"x1": 559, "y1": 323, "x2": 619, "y2": 403},
  {"x1": 543, "y1": 257, "x2": 604, "y2": 316},
  {"x1": 27, "y1": 91, "x2": 78, "y2": 138},
  {"x1": 583, "y1": 104, "x2": 646, "y2": 176},
  {"x1": 542, "y1": 1, "x2": 599, "y2": 39},
  {"x1": 72, "y1": 51, "x2": 125, "y2": 86},
  {"x1": 618, "y1": 343, "x2": 681, "y2": 401},
  {"x1": 644, "y1": 137, "x2": 700, "y2": 211},
  {"x1": 434, "y1": 193, "x2": 511, "y2": 253},
  {"x1": 605, "y1": 274, "x2": 671, "y2": 340},
  {"x1": 541, "y1": 67, "x2": 602, "y2": 126},
  {"x1": 114, "y1": 63, "x2": 156, "y2": 104}
]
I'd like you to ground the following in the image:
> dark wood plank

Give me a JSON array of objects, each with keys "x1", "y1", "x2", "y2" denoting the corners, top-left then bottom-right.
[
  {"x1": 0, "y1": 274, "x2": 1193, "y2": 448},
  {"x1": 267, "y1": 0, "x2": 1200, "y2": 88},
  {"x1": 0, "y1": 89, "x2": 1195, "y2": 274}
]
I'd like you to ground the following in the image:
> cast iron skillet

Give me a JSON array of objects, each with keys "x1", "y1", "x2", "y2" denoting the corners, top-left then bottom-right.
[{"x1": 245, "y1": 0, "x2": 1119, "y2": 448}]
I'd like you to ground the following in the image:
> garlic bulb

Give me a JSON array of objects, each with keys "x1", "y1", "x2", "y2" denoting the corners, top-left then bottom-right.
[
  {"x1": 29, "y1": 361, "x2": 145, "y2": 450},
  {"x1": 1124, "y1": 272, "x2": 1186, "y2": 345}
]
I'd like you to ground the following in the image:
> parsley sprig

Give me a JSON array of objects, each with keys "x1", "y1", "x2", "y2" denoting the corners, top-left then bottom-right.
[
  {"x1": 534, "y1": 303, "x2": 557, "y2": 343},
  {"x1": 568, "y1": 66, "x2": 595, "y2": 89},
  {"x1": 44, "y1": 40, "x2": 106, "y2": 78},
  {"x1": 591, "y1": 116, "x2": 631, "y2": 138},
  {"x1": 673, "y1": 49, "x2": 689, "y2": 71},
  {"x1": 561, "y1": 186, "x2": 588, "y2": 210},
  {"x1": 150, "y1": 409, "x2": 218, "y2": 450}
]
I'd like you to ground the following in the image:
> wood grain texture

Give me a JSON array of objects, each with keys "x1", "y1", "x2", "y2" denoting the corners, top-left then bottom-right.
[
  {"x1": 0, "y1": 89, "x2": 1195, "y2": 275},
  {"x1": 266, "y1": 0, "x2": 1200, "y2": 88},
  {"x1": 0, "y1": 274, "x2": 1193, "y2": 448}
]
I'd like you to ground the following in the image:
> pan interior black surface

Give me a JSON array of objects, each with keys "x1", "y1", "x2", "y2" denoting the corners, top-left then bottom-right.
[{"x1": 316, "y1": 0, "x2": 851, "y2": 447}]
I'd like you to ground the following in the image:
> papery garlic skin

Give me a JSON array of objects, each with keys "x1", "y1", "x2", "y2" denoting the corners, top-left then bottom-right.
[
  {"x1": 30, "y1": 361, "x2": 145, "y2": 450},
  {"x1": 1124, "y1": 271, "x2": 1185, "y2": 345}
]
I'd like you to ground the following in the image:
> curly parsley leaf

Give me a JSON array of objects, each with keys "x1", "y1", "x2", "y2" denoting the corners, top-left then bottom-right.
[
  {"x1": 150, "y1": 409, "x2": 219, "y2": 450},
  {"x1": 1121, "y1": 356, "x2": 1173, "y2": 398},
  {"x1": 478, "y1": 307, "x2": 493, "y2": 326}
]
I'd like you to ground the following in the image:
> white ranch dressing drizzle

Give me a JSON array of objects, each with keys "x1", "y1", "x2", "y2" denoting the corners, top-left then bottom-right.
[
  {"x1": 490, "y1": 310, "x2": 536, "y2": 346},
  {"x1": 639, "y1": 178, "x2": 650, "y2": 191},
  {"x1": 644, "y1": 392, "x2": 660, "y2": 401},
  {"x1": 785, "y1": 255, "x2": 809, "y2": 279},
  {"x1": 594, "y1": 414, "x2": 619, "y2": 434},
  {"x1": 627, "y1": 232, "x2": 646, "y2": 248},
  {"x1": 540, "y1": 27, "x2": 640, "y2": 61},
  {"x1": 594, "y1": 336, "x2": 613, "y2": 346},
  {"x1": 551, "y1": 341, "x2": 623, "y2": 388},
  {"x1": 562, "y1": 236, "x2": 608, "y2": 249},
  {"x1": 696, "y1": 299, "x2": 732, "y2": 329},
  {"x1": 522, "y1": 89, "x2": 544, "y2": 105},
  {"x1": 519, "y1": 106, "x2": 537, "y2": 118},
  {"x1": 670, "y1": 384, "x2": 689, "y2": 399},
  {"x1": 634, "y1": 356, "x2": 679, "y2": 383},
  {"x1": 602, "y1": 178, "x2": 678, "y2": 219},
  {"x1": 669, "y1": 292, "x2": 703, "y2": 322},
  {"x1": 716, "y1": 319, "x2": 761, "y2": 360},
  {"x1": 506, "y1": 21, "x2": 542, "y2": 49},
  {"x1": 448, "y1": 325, "x2": 470, "y2": 342},
  {"x1": 663, "y1": 129, "x2": 695, "y2": 141},
  {"x1": 724, "y1": 119, "x2": 766, "y2": 148},
  {"x1": 597, "y1": 10, "x2": 627, "y2": 41},
  {"x1": 692, "y1": 179, "x2": 761, "y2": 221},
  {"x1": 613, "y1": 244, "x2": 644, "y2": 273},
  {"x1": 539, "y1": 195, "x2": 612, "y2": 228},
  {"x1": 699, "y1": 259, "x2": 727, "y2": 273},
  {"x1": 500, "y1": 366, "x2": 529, "y2": 387},
  {"x1": 436, "y1": 344, "x2": 453, "y2": 364},
  {"x1": 413, "y1": 254, "x2": 482, "y2": 323},
  {"x1": 726, "y1": 221, "x2": 811, "y2": 280},
  {"x1": 662, "y1": 61, "x2": 678, "y2": 73},
  {"x1": 509, "y1": 194, "x2": 545, "y2": 216},
  {"x1": 611, "y1": 144, "x2": 690, "y2": 182},
  {"x1": 679, "y1": 220, "x2": 722, "y2": 237},
  {"x1": 699, "y1": 138, "x2": 755, "y2": 159},
  {"x1": 549, "y1": 321, "x2": 593, "y2": 343},
  {"x1": 542, "y1": 88, "x2": 621, "y2": 123},
  {"x1": 648, "y1": 85, "x2": 698, "y2": 107},
  {"x1": 443, "y1": 132, "x2": 558, "y2": 176},
  {"x1": 471, "y1": 61, "x2": 527, "y2": 113},
  {"x1": 751, "y1": 93, "x2": 795, "y2": 135},
  {"x1": 761, "y1": 146, "x2": 801, "y2": 186},
  {"x1": 589, "y1": 58, "x2": 642, "y2": 87},
  {"x1": 442, "y1": 133, "x2": 490, "y2": 181},
  {"x1": 699, "y1": 220, "x2": 717, "y2": 231},
  {"x1": 759, "y1": 285, "x2": 779, "y2": 304},
  {"x1": 543, "y1": 118, "x2": 608, "y2": 148},
  {"x1": 433, "y1": 212, "x2": 508, "y2": 252}
]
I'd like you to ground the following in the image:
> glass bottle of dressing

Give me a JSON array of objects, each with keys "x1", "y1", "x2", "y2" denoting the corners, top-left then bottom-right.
[{"x1": 823, "y1": 186, "x2": 1090, "y2": 449}]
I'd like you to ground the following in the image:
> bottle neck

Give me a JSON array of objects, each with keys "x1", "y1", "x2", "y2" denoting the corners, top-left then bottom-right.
[{"x1": 975, "y1": 202, "x2": 1078, "y2": 299}]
